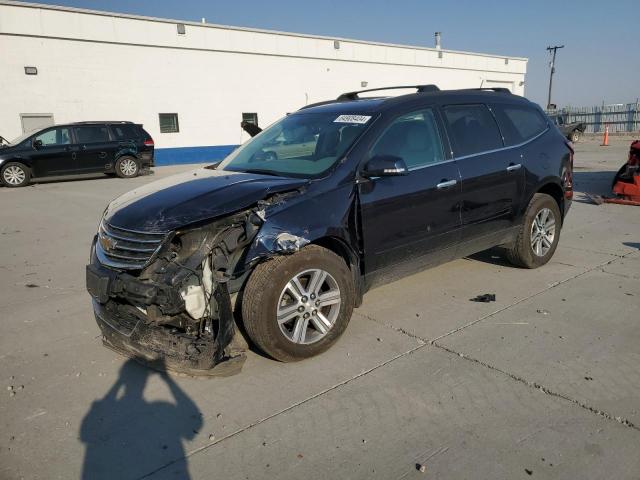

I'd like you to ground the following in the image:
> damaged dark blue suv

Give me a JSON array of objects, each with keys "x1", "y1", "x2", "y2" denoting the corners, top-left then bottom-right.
[{"x1": 86, "y1": 85, "x2": 573, "y2": 375}]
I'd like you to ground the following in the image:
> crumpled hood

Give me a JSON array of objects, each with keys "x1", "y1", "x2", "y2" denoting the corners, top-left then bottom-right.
[{"x1": 104, "y1": 168, "x2": 308, "y2": 232}]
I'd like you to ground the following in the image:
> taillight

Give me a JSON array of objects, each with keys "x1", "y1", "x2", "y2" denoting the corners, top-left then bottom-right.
[
  {"x1": 144, "y1": 139, "x2": 154, "y2": 147},
  {"x1": 564, "y1": 140, "x2": 574, "y2": 199}
]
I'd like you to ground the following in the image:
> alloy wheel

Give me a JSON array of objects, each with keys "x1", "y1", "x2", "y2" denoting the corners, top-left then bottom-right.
[
  {"x1": 3, "y1": 165, "x2": 26, "y2": 185},
  {"x1": 276, "y1": 268, "x2": 341, "y2": 345},
  {"x1": 530, "y1": 207, "x2": 556, "y2": 257},
  {"x1": 120, "y1": 158, "x2": 138, "y2": 176}
]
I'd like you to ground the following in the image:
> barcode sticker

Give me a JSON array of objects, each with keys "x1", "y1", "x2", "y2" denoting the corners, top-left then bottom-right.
[{"x1": 334, "y1": 115, "x2": 371, "y2": 124}]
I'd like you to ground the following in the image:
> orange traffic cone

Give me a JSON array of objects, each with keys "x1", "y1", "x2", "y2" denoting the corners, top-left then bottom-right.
[{"x1": 601, "y1": 126, "x2": 609, "y2": 146}]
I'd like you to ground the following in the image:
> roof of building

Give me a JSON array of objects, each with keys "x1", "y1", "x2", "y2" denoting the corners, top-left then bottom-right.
[{"x1": 0, "y1": 0, "x2": 528, "y2": 62}]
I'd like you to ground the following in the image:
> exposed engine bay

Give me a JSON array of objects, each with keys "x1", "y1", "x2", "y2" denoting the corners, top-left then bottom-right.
[{"x1": 87, "y1": 187, "x2": 311, "y2": 376}]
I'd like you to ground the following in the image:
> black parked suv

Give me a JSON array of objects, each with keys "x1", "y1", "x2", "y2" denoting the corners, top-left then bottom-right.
[
  {"x1": 0, "y1": 121, "x2": 154, "y2": 187},
  {"x1": 86, "y1": 86, "x2": 573, "y2": 375}
]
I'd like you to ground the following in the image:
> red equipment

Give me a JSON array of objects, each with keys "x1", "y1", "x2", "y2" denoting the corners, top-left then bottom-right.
[{"x1": 608, "y1": 140, "x2": 640, "y2": 205}]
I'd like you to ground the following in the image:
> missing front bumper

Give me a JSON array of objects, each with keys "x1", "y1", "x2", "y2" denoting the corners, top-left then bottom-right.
[{"x1": 93, "y1": 300, "x2": 245, "y2": 377}]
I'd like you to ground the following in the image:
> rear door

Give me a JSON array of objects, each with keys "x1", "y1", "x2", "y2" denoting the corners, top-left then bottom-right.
[
  {"x1": 73, "y1": 125, "x2": 114, "y2": 172},
  {"x1": 29, "y1": 127, "x2": 74, "y2": 176},
  {"x1": 358, "y1": 107, "x2": 462, "y2": 274},
  {"x1": 442, "y1": 103, "x2": 524, "y2": 244}
]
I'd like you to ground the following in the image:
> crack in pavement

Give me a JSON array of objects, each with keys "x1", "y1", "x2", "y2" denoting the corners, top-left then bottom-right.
[
  {"x1": 138, "y1": 339, "x2": 427, "y2": 479},
  {"x1": 431, "y1": 342, "x2": 638, "y2": 431},
  {"x1": 361, "y1": 251, "x2": 640, "y2": 433},
  {"x1": 139, "y1": 251, "x2": 638, "y2": 478},
  {"x1": 431, "y1": 251, "x2": 637, "y2": 343}
]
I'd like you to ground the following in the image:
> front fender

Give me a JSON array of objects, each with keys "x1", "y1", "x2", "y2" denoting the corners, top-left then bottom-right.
[{"x1": 243, "y1": 184, "x2": 358, "y2": 263}]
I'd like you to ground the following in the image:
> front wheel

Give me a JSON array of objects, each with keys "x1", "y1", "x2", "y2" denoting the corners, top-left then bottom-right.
[
  {"x1": 115, "y1": 156, "x2": 139, "y2": 178},
  {"x1": 1, "y1": 162, "x2": 31, "y2": 187},
  {"x1": 242, "y1": 245, "x2": 354, "y2": 362},
  {"x1": 506, "y1": 193, "x2": 562, "y2": 268}
]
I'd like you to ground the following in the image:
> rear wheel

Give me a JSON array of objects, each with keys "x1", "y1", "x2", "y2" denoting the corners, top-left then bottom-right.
[
  {"x1": 242, "y1": 245, "x2": 354, "y2": 362},
  {"x1": 1, "y1": 162, "x2": 31, "y2": 187},
  {"x1": 569, "y1": 130, "x2": 580, "y2": 143},
  {"x1": 115, "y1": 156, "x2": 139, "y2": 178},
  {"x1": 506, "y1": 193, "x2": 561, "y2": 268}
]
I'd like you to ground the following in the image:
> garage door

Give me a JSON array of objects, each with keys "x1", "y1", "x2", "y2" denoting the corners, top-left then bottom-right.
[{"x1": 21, "y1": 114, "x2": 54, "y2": 134}]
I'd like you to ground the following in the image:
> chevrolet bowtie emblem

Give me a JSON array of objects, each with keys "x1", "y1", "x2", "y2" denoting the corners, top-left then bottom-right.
[{"x1": 99, "y1": 234, "x2": 117, "y2": 251}]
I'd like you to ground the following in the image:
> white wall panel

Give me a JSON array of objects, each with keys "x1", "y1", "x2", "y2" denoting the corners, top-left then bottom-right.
[{"x1": 0, "y1": 1, "x2": 527, "y2": 149}]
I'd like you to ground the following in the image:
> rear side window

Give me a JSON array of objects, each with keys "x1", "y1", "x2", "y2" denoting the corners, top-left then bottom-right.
[
  {"x1": 74, "y1": 126, "x2": 110, "y2": 144},
  {"x1": 370, "y1": 109, "x2": 444, "y2": 169},
  {"x1": 110, "y1": 124, "x2": 141, "y2": 140},
  {"x1": 492, "y1": 104, "x2": 548, "y2": 146},
  {"x1": 443, "y1": 104, "x2": 503, "y2": 157}
]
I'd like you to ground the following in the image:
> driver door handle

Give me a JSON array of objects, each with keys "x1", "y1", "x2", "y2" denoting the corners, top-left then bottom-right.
[
  {"x1": 507, "y1": 163, "x2": 522, "y2": 172},
  {"x1": 436, "y1": 179, "x2": 457, "y2": 189}
]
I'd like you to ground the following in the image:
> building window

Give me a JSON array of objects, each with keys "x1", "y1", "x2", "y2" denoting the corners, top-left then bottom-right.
[
  {"x1": 159, "y1": 113, "x2": 179, "y2": 133},
  {"x1": 242, "y1": 112, "x2": 258, "y2": 125},
  {"x1": 177, "y1": 23, "x2": 186, "y2": 35}
]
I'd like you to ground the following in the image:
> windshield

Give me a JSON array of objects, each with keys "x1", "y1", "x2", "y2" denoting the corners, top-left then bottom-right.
[{"x1": 219, "y1": 112, "x2": 374, "y2": 178}]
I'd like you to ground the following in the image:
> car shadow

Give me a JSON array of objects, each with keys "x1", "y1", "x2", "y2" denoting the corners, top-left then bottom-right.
[
  {"x1": 572, "y1": 169, "x2": 616, "y2": 201},
  {"x1": 465, "y1": 247, "x2": 515, "y2": 267},
  {"x1": 80, "y1": 358, "x2": 202, "y2": 480}
]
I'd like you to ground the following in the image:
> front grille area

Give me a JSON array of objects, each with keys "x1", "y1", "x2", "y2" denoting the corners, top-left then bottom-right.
[{"x1": 96, "y1": 221, "x2": 166, "y2": 269}]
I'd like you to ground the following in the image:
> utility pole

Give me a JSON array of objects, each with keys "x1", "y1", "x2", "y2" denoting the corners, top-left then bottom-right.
[{"x1": 546, "y1": 45, "x2": 564, "y2": 109}]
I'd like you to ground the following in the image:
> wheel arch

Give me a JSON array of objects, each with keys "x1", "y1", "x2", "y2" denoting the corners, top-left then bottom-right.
[
  {"x1": 311, "y1": 236, "x2": 364, "y2": 307},
  {"x1": 1, "y1": 158, "x2": 33, "y2": 170},
  {"x1": 535, "y1": 181, "x2": 565, "y2": 218}
]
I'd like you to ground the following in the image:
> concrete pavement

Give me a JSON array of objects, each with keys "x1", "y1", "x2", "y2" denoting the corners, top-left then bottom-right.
[{"x1": 0, "y1": 139, "x2": 638, "y2": 479}]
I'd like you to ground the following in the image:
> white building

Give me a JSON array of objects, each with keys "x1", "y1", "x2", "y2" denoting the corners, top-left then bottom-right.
[{"x1": 0, "y1": 0, "x2": 528, "y2": 165}]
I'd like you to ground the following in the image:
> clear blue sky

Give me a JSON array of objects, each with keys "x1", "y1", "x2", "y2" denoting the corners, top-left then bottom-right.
[{"x1": 23, "y1": 0, "x2": 640, "y2": 107}]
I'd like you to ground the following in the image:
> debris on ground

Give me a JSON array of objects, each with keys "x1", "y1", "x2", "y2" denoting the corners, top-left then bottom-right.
[
  {"x1": 208, "y1": 434, "x2": 215, "y2": 441},
  {"x1": 416, "y1": 463, "x2": 427, "y2": 473},
  {"x1": 536, "y1": 309, "x2": 550, "y2": 315},
  {"x1": 470, "y1": 293, "x2": 496, "y2": 303}
]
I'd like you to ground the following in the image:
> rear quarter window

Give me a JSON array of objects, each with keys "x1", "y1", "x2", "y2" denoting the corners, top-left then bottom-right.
[
  {"x1": 443, "y1": 104, "x2": 503, "y2": 157},
  {"x1": 491, "y1": 104, "x2": 548, "y2": 146},
  {"x1": 110, "y1": 124, "x2": 142, "y2": 140}
]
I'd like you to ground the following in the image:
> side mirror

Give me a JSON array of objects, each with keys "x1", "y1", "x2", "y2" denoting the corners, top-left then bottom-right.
[
  {"x1": 362, "y1": 155, "x2": 408, "y2": 177},
  {"x1": 33, "y1": 139, "x2": 43, "y2": 149}
]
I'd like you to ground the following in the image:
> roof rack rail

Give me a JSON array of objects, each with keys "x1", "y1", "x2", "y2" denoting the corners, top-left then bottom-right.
[
  {"x1": 460, "y1": 87, "x2": 512, "y2": 94},
  {"x1": 336, "y1": 84, "x2": 440, "y2": 101},
  {"x1": 74, "y1": 120, "x2": 134, "y2": 124}
]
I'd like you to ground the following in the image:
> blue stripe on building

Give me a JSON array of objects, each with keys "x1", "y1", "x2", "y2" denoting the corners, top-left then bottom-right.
[{"x1": 154, "y1": 145, "x2": 239, "y2": 166}]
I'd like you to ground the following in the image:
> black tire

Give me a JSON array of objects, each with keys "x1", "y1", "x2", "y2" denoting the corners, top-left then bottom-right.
[
  {"x1": 1, "y1": 162, "x2": 31, "y2": 187},
  {"x1": 569, "y1": 130, "x2": 580, "y2": 143},
  {"x1": 115, "y1": 156, "x2": 139, "y2": 178},
  {"x1": 506, "y1": 193, "x2": 562, "y2": 269},
  {"x1": 242, "y1": 245, "x2": 354, "y2": 362}
]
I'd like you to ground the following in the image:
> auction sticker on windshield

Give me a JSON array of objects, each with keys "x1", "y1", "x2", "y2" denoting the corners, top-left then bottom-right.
[{"x1": 334, "y1": 115, "x2": 371, "y2": 124}]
